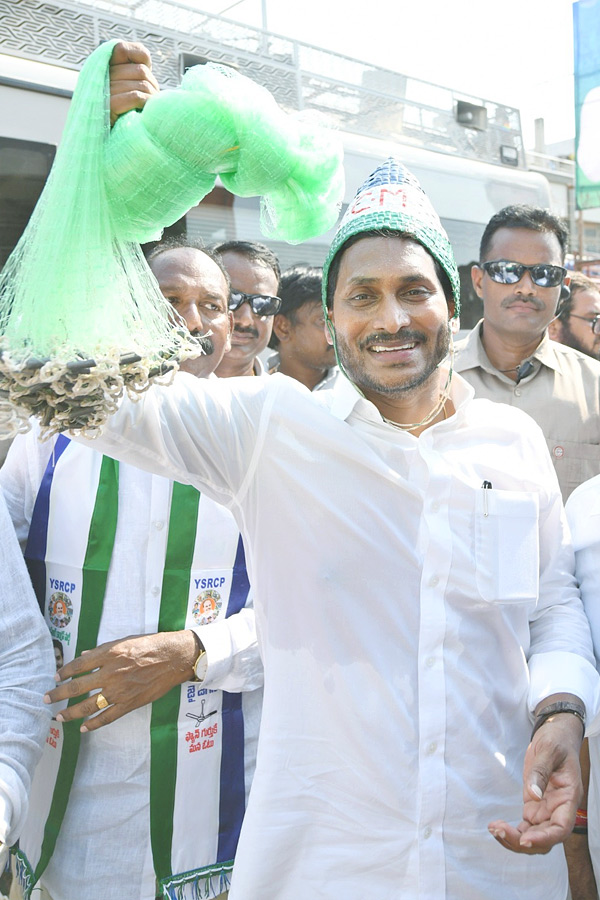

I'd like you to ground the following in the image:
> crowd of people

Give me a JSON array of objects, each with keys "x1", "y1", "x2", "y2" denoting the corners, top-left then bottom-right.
[{"x1": 1, "y1": 39, "x2": 600, "y2": 900}]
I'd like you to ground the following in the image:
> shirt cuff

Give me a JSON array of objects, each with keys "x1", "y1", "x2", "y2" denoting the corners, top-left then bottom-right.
[
  {"x1": 529, "y1": 650, "x2": 600, "y2": 736},
  {"x1": 190, "y1": 620, "x2": 236, "y2": 687},
  {"x1": 0, "y1": 783, "x2": 13, "y2": 845}
]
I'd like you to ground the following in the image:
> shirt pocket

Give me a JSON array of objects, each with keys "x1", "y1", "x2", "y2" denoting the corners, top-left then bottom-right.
[
  {"x1": 474, "y1": 489, "x2": 539, "y2": 604},
  {"x1": 548, "y1": 439, "x2": 600, "y2": 500}
]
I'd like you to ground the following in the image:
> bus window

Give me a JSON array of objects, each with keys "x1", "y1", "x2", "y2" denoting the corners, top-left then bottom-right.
[{"x1": 0, "y1": 137, "x2": 55, "y2": 268}]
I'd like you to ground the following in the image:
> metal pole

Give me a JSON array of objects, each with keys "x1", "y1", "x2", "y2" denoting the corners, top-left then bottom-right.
[{"x1": 260, "y1": 0, "x2": 268, "y2": 54}]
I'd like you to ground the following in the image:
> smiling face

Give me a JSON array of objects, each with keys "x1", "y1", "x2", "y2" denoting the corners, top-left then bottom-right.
[
  {"x1": 472, "y1": 227, "x2": 566, "y2": 344},
  {"x1": 215, "y1": 252, "x2": 279, "y2": 377},
  {"x1": 149, "y1": 247, "x2": 232, "y2": 378},
  {"x1": 329, "y1": 235, "x2": 453, "y2": 407}
]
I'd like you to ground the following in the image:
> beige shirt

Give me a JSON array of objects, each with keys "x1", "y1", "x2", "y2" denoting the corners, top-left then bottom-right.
[{"x1": 454, "y1": 321, "x2": 600, "y2": 500}]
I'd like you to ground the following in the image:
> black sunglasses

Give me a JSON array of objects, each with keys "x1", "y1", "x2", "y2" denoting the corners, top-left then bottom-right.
[
  {"x1": 481, "y1": 259, "x2": 567, "y2": 289},
  {"x1": 229, "y1": 291, "x2": 282, "y2": 317}
]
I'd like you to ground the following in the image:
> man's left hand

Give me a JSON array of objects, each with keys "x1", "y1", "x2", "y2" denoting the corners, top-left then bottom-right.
[
  {"x1": 488, "y1": 713, "x2": 584, "y2": 854},
  {"x1": 45, "y1": 631, "x2": 198, "y2": 732}
]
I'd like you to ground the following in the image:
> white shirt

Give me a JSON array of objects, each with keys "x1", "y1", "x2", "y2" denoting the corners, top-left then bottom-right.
[
  {"x1": 455, "y1": 324, "x2": 600, "y2": 500},
  {"x1": 0, "y1": 431, "x2": 263, "y2": 900},
  {"x1": 0, "y1": 491, "x2": 54, "y2": 850},
  {"x1": 82, "y1": 370, "x2": 599, "y2": 900},
  {"x1": 565, "y1": 475, "x2": 600, "y2": 888}
]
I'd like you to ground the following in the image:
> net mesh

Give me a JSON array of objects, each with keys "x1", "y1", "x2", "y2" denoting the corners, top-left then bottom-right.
[{"x1": 0, "y1": 41, "x2": 344, "y2": 439}]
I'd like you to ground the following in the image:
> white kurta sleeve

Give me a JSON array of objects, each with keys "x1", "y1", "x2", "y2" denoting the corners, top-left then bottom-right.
[
  {"x1": 0, "y1": 490, "x2": 55, "y2": 845},
  {"x1": 564, "y1": 477, "x2": 600, "y2": 731},
  {"x1": 192, "y1": 606, "x2": 263, "y2": 692},
  {"x1": 0, "y1": 427, "x2": 55, "y2": 544},
  {"x1": 73, "y1": 371, "x2": 285, "y2": 504},
  {"x1": 526, "y1": 434, "x2": 600, "y2": 725}
]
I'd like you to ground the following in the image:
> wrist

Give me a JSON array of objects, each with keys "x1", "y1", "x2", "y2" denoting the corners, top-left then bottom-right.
[
  {"x1": 189, "y1": 630, "x2": 207, "y2": 683},
  {"x1": 532, "y1": 700, "x2": 586, "y2": 742},
  {"x1": 166, "y1": 630, "x2": 202, "y2": 682},
  {"x1": 574, "y1": 807, "x2": 588, "y2": 834}
]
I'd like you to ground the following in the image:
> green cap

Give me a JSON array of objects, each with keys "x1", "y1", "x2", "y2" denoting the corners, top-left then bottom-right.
[{"x1": 323, "y1": 157, "x2": 460, "y2": 314}]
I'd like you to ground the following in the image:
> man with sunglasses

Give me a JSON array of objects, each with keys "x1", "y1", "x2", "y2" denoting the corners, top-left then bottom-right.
[
  {"x1": 214, "y1": 241, "x2": 281, "y2": 378},
  {"x1": 455, "y1": 205, "x2": 600, "y2": 500},
  {"x1": 549, "y1": 271, "x2": 600, "y2": 361}
]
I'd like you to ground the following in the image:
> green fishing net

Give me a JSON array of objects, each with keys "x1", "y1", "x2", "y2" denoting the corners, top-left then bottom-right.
[{"x1": 0, "y1": 40, "x2": 344, "y2": 439}]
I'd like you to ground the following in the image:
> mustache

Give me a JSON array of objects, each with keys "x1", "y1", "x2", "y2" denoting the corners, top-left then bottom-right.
[
  {"x1": 234, "y1": 324, "x2": 259, "y2": 339},
  {"x1": 501, "y1": 296, "x2": 545, "y2": 311},
  {"x1": 359, "y1": 329, "x2": 427, "y2": 351},
  {"x1": 191, "y1": 333, "x2": 215, "y2": 355}
]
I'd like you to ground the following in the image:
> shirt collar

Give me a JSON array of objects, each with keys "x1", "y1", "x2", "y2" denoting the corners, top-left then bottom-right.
[
  {"x1": 455, "y1": 320, "x2": 562, "y2": 377},
  {"x1": 529, "y1": 332, "x2": 562, "y2": 372},
  {"x1": 329, "y1": 366, "x2": 474, "y2": 425}
]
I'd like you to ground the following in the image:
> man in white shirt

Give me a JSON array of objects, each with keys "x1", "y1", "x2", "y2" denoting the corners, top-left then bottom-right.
[
  {"x1": 0, "y1": 491, "x2": 54, "y2": 879},
  {"x1": 565, "y1": 477, "x2": 600, "y2": 900},
  {"x1": 37, "y1": 43, "x2": 600, "y2": 900},
  {"x1": 1, "y1": 242, "x2": 263, "y2": 900}
]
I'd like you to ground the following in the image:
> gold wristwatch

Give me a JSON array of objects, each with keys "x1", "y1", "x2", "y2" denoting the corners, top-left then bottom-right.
[{"x1": 191, "y1": 632, "x2": 207, "y2": 683}]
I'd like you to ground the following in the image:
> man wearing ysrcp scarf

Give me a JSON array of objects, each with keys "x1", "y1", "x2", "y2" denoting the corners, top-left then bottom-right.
[
  {"x1": 1, "y1": 241, "x2": 262, "y2": 900},
  {"x1": 51, "y1": 42, "x2": 600, "y2": 900}
]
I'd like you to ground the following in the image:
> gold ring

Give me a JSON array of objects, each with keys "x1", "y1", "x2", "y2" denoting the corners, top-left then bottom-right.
[{"x1": 96, "y1": 693, "x2": 109, "y2": 710}]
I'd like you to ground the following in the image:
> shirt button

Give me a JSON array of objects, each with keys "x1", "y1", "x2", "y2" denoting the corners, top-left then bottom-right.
[
  {"x1": 429, "y1": 575, "x2": 439, "y2": 587},
  {"x1": 154, "y1": 521, "x2": 165, "y2": 530},
  {"x1": 514, "y1": 388, "x2": 521, "y2": 397},
  {"x1": 424, "y1": 826, "x2": 432, "y2": 839},
  {"x1": 426, "y1": 742, "x2": 437, "y2": 755},
  {"x1": 425, "y1": 656, "x2": 435, "y2": 668},
  {"x1": 151, "y1": 586, "x2": 160, "y2": 597},
  {"x1": 432, "y1": 502, "x2": 440, "y2": 513}
]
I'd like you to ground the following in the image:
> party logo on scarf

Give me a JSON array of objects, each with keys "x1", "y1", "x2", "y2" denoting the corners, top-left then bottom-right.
[
  {"x1": 192, "y1": 589, "x2": 222, "y2": 625},
  {"x1": 48, "y1": 591, "x2": 73, "y2": 629}
]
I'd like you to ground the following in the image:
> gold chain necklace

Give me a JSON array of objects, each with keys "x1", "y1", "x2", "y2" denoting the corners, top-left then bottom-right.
[{"x1": 382, "y1": 393, "x2": 448, "y2": 431}]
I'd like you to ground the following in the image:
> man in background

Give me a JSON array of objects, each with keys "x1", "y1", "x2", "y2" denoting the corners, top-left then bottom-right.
[
  {"x1": 0, "y1": 491, "x2": 54, "y2": 886},
  {"x1": 214, "y1": 240, "x2": 281, "y2": 378},
  {"x1": 455, "y1": 205, "x2": 600, "y2": 500},
  {"x1": 549, "y1": 271, "x2": 600, "y2": 361},
  {"x1": 565, "y1": 477, "x2": 600, "y2": 900},
  {"x1": 2, "y1": 241, "x2": 262, "y2": 900},
  {"x1": 269, "y1": 264, "x2": 337, "y2": 390}
]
